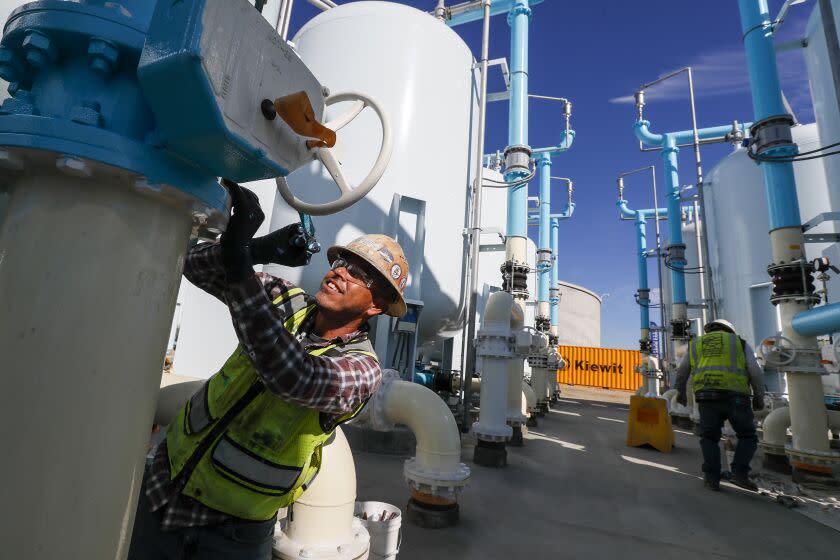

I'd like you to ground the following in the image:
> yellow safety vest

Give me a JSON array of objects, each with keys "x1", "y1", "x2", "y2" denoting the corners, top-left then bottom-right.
[
  {"x1": 689, "y1": 331, "x2": 750, "y2": 395},
  {"x1": 165, "y1": 288, "x2": 378, "y2": 520}
]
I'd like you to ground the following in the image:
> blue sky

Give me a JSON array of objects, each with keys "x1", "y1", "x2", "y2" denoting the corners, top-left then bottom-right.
[{"x1": 286, "y1": 0, "x2": 816, "y2": 349}]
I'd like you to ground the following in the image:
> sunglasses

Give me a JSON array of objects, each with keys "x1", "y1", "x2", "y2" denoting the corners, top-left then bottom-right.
[{"x1": 330, "y1": 256, "x2": 376, "y2": 289}]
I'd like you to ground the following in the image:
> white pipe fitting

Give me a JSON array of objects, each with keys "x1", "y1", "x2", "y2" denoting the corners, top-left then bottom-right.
[
  {"x1": 474, "y1": 291, "x2": 515, "y2": 441},
  {"x1": 360, "y1": 371, "x2": 470, "y2": 502},
  {"x1": 761, "y1": 406, "x2": 791, "y2": 455},
  {"x1": 521, "y1": 381, "x2": 536, "y2": 415},
  {"x1": 274, "y1": 427, "x2": 370, "y2": 560}
]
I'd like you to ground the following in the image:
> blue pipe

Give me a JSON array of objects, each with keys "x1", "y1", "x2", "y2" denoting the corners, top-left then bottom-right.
[
  {"x1": 550, "y1": 217, "x2": 559, "y2": 328},
  {"x1": 505, "y1": 0, "x2": 531, "y2": 238},
  {"x1": 792, "y1": 303, "x2": 840, "y2": 337},
  {"x1": 738, "y1": 0, "x2": 801, "y2": 231},
  {"x1": 446, "y1": 0, "x2": 545, "y2": 27},
  {"x1": 634, "y1": 120, "x2": 751, "y2": 147},
  {"x1": 618, "y1": 200, "x2": 667, "y2": 221},
  {"x1": 662, "y1": 135, "x2": 686, "y2": 304}
]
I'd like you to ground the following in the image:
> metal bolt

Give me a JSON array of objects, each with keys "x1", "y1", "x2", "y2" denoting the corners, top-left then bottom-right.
[
  {"x1": 22, "y1": 31, "x2": 55, "y2": 69},
  {"x1": 321, "y1": 86, "x2": 330, "y2": 98},
  {"x1": 56, "y1": 155, "x2": 92, "y2": 178},
  {"x1": 0, "y1": 47, "x2": 23, "y2": 82},
  {"x1": 88, "y1": 38, "x2": 119, "y2": 76}
]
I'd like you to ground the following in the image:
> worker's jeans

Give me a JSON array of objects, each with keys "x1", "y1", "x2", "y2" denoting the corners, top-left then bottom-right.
[
  {"x1": 127, "y1": 477, "x2": 275, "y2": 560},
  {"x1": 697, "y1": 393, "x2": 757, "y2": 482}
]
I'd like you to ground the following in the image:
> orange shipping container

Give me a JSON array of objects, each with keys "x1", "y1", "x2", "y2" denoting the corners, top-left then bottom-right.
[{"x1": 556, "y1": 345, "x2": 643, "y2": 391}]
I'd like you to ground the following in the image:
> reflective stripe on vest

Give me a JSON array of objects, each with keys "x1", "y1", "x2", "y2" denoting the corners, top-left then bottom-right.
[{"x1": 212, "y1": 436, "x2": 302, "y2": 492}]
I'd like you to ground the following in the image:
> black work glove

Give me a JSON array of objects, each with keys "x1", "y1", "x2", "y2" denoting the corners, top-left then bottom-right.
[
  {"x1": 676, "y1": 393, "x2": 687, "y2": 407},
  {"x1": 251, "y1": 223, "x2": 319, "y2": 267},
  {"x1": 220, "y1": 180, "x2": 264, "y2": 282},
  {"x1": 752, "y1": 396, "x2": 765, "y2": 411}
]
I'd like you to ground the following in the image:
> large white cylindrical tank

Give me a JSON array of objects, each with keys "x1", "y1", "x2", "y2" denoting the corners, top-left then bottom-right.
[
  {"x1": 269, "y1": 2, "x2": 478, "y2": 349},
  {"x1": 805, "y1": 2, "x2": 840, "y2": 209},
  {"x1": 704, "y1": 124, "x2": 834, "y2": 349},
  {"x1": 555, "y1": 281, "x2": 601, "y2": 347}
]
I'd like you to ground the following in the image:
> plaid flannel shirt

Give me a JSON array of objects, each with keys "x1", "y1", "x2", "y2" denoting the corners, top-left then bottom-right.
[{"x1": 145, "y1": 242, "x2": 382, "y2": 530}]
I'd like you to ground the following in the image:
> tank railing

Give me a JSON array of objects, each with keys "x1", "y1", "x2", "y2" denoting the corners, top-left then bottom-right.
[
  {"x1": 306, "y1": 0, "x2": 334, "y2": 12},
  {"x1": 439, "y1": 0, "x2": 545, "y2": 27}
]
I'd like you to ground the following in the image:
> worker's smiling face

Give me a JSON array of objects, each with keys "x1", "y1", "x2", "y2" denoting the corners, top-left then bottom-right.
[{"x1": 316, "y1": 254, "x2": 386, "y2": 321}]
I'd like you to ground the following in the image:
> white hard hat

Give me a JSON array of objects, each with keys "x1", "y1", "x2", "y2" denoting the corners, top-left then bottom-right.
[{"x1": 704, "y1": 319, "x2": 736, "y2": 334}]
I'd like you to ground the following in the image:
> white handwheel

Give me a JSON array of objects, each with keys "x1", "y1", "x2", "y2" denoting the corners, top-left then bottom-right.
[
  {"x1": 277, "y1": 91, "x2": 393, "y2": 216},
  {"x1": 760, "y1": 335, "x2": 797, "y2": 367}
]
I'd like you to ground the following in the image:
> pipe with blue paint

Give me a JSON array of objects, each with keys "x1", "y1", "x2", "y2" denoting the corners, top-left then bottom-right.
[
  {"x1": 504, "y1": 0, "x2": 531, "y2": 242},
  {"x1": 739, "y1": 0, "x2": 833, "y2": 459}
]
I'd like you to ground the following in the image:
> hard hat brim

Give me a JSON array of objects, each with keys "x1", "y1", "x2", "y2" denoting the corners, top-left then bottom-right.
[{"x1": 327, "y1": 245, "x2": 407, "y2": 317}]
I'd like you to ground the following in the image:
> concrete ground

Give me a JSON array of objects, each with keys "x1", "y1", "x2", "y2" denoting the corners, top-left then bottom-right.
[{"x1": 353, "y1": 389, "x2": 839, "y2": 560}]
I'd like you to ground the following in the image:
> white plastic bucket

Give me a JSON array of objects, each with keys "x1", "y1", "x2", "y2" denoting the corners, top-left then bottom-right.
[{"x1": 354, "y1": 501, "x2": 401, "y2": 560}]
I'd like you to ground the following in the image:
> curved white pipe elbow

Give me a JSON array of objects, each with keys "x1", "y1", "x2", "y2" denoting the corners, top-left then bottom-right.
[
  {"x1": 285, "y1": 427, "x2": 356, "y2": 547},
  {"x1": 382, "y1": 380, "x2": 463, "y2": 476},
  {"x1": 762, "y1": 406, "x2": 791, "y2": 449},
  {"x1": 521, "y1": 381, "x2": 536, "y2": 414},
  {"x1": 155, "y1": 376, "x2": 203, "y2": 426}
]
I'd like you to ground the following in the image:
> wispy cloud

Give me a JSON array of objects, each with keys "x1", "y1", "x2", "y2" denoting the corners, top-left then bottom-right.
[{"x1": 609, "y1": 45, "x2": 813, "y2": 122}]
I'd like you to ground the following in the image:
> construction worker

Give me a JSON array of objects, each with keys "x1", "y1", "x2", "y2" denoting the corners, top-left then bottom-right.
[
  {"x1": 129, "y1": 182, "x2": 409, "y2": 559},
  {"x1": 675, "y1": 319, "x2": 765, "y2": 492}
]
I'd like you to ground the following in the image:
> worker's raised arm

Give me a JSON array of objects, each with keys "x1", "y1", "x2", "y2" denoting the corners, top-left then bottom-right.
[
  {"x1": 182, "y1": 242, "x2": 229, "y2": 302},
  {"x1": 225, "y1": 275, "x2": 381, "y2": 416}
]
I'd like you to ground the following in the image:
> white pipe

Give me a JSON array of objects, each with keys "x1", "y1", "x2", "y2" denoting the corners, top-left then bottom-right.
[
  {"x1": 521, "y1": 381, "x2": 536, "y2": 414},
  {"x1": 286, "y1": 427, "x2": 355, "y2": 546},
  {"x1": 381, "y1": 380, "x2": 464, "y2": 475},
  {"x1": 155, "y1": 376, "x2": 203, "y2": 427},
  {"x1": 531, "y1": 366, "x2": 547, "y2": 407},
  {"x1": 762, "y1": 406, "x2": 791, "y2": 453},
  {"x1": 506, "y1": 297, "x2": 527, "y2": 425},
  {"x1": 0, "y1": 168, "x2": 193, "y2": 558},
  {"x1": 274, "y1": 427, "x2": 370, "y2": 560},
  {"x1": 474, "y1": 291, "x2": 514, "y2": 441}
]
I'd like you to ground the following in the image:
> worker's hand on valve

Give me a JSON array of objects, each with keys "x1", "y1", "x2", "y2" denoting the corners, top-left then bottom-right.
[
  {"x1": 676, "y1": 393, "x2": 687, "y2": 407},
  {"x1": 752, "y1": 396, "x2": 765, "y2": 412},
  {"x1": 220, "y1": 179, "x2": 265, "y2": 282},
  {"x1": 251, "y1": 223, "x2": 319, "y2": 268}
]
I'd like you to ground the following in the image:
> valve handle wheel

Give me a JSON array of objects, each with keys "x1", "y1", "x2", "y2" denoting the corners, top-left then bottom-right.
[
  {"x1": 277, "y1": 91, "x2": 393, "y2": 216},
  {"x1": 760, "y1": 335, "x2": 797, "y2": 367}
]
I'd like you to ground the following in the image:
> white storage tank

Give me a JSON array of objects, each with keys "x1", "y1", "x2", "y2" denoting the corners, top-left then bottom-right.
[
  {"x1": 555, "y1": 281, "x2": 601, "y2": 347},
  {"x1": 703, "y1": 124, "x2": 834, "y2": 350},
  {"x1": 268, "y1": 1, "x2": 479, "y2": 350},
  {"x1": 804, "y1": 1, "x2": 840, "y2": 210}
]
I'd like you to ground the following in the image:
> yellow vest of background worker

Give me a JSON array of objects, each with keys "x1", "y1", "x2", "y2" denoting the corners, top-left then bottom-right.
[
  {"x1": 165, "y1": 288, "x2": 376, "y2": 521},
  {"x1": 688, "y1": 331, "x2": 750, "y2": 395}
]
